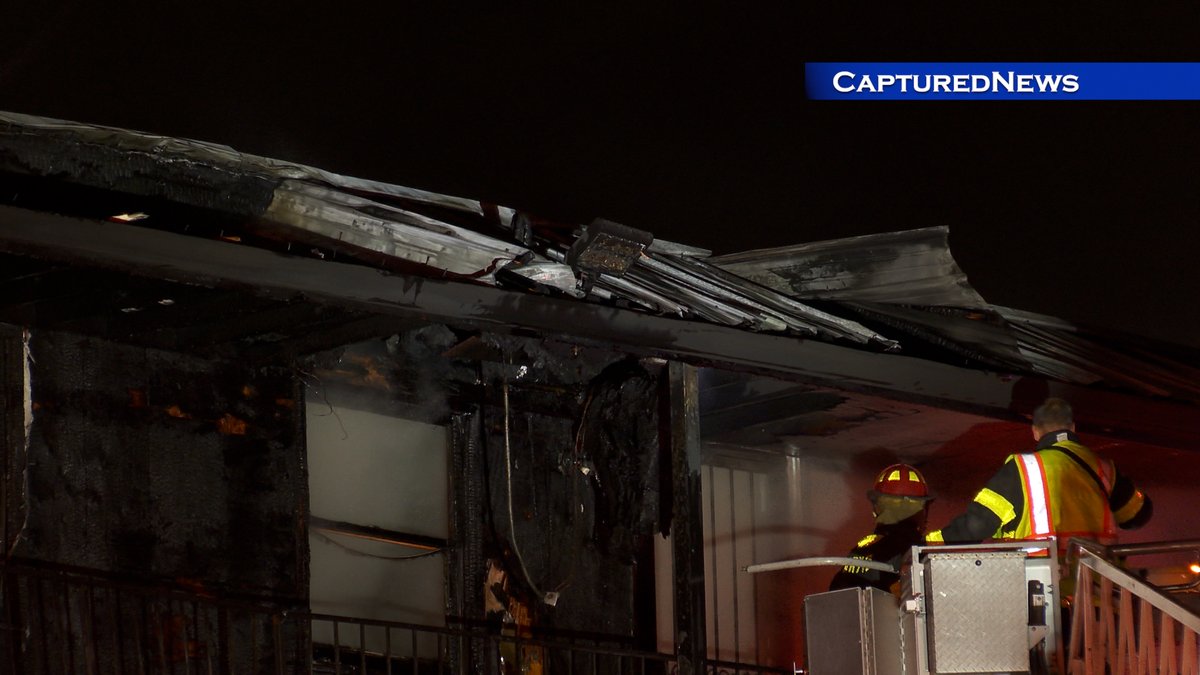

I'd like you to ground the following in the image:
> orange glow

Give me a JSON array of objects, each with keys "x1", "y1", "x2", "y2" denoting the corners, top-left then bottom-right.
[
  {"x1": 127, "y1": 388, "x2": 148, "y2": 409},
  {"x1": 1189, "y1": 563, "x2": 1200, "y2": 575},
  {"x1": 165, "y1": 405, "x2": 192, "y2": 419},
  {"x1": 216, "y1": 413, "x2": 248, "y2": 436}
]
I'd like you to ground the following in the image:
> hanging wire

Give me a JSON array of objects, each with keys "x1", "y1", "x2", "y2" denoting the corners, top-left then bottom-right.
[
  {"x1": 294, "y1": 365, "x2": 348, "y2": 440},
  {"x1": 502, "y1": 377, "x2": 548, "y2": 603},
  {"x1": 311, "y1": 529, "x2": 443, "y2": 561}
]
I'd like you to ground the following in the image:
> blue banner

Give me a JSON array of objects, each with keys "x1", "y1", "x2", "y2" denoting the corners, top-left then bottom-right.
[{"x1": 805, "y1": 63, "x2": 1200, "y2": 100}]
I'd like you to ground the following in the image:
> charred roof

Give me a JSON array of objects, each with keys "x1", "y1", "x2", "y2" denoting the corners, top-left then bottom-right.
[{"x1": 2, "y1": 110, "x2": 1199, "y2": 448}]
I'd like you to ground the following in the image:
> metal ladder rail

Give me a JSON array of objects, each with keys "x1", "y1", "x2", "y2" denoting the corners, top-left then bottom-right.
[{"x1": 1068, "y1": 540, "x2": 1200, "y2": 675}]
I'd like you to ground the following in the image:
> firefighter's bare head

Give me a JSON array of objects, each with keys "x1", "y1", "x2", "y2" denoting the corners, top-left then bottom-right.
[{"x1": 1032, "y1": 397, "x2": 1075, "y2": 440}]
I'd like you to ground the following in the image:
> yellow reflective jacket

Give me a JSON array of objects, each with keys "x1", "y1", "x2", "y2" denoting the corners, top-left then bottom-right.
[
  {"x1": 928, "y1": 431, "x2": 1150, "y2": 552},
  {"x1": 1005, "y1": 438, "x2": 1114, "y2": 544}
]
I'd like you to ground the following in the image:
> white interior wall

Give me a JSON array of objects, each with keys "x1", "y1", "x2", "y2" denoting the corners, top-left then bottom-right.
[
  {"x1": 654, "y1": 454, "x2": 865, "y2": 668},
  {"x1": 306, "y1": 403, "x2": 449, "y2": 654},
  {"x1": 701, "y1": 465, "x2": 759, "y2": 662},
  {"x1": 653, "y1": 532, "x2": 674, "y2": 654},
  {"x1": 307, "y1": 404, "x2": 448, "y2": 535}
]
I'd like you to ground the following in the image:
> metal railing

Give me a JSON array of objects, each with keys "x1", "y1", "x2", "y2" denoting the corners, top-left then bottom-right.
[
  {"x1": 312, "y1": 613, "x2": 788, "y2": 675},
  {"x1": 0, "y1": 557, "x2": 310, "y2": 675},
  {"x1": 1067, "y1": 539, "x2": 1200, "y2": 675},
  {"x1": 0, "y1": 558, "x2": 788, "y2": 675}
]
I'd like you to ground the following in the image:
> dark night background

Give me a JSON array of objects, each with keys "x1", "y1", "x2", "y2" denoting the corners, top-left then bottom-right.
[{"x1": 1, "y1": 5, "x2": 1197, "y2": 347}]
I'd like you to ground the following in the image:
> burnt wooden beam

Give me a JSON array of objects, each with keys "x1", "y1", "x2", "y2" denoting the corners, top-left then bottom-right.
[
  {"x1": 1, "y1": 206, "x2": 1198, "y2": 451},
  {"x1": 447, "y1": 411, "x2": 488, "y2": 674},
  {"x1": 667, "y1": 362, "x2": 706, "y2": 674}
]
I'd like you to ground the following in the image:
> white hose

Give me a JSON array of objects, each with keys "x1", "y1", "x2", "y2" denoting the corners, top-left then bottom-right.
[{"x1": 743, "y1": 556, "x2": 897, "y2": 575}]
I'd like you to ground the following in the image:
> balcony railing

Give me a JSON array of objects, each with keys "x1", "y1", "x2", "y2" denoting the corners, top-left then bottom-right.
[{"x1": 0, "y1": 558, "x2": 787, "y2": 675}]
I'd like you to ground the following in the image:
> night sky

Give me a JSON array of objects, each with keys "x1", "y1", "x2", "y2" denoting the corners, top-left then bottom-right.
[{"x1": 2, "y1": 6, "x2": 1198, "y2": 347}]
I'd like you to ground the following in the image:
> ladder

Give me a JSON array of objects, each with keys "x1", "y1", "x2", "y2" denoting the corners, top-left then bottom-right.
[{"x1": 1068, "y1": 539, "x2": 1200, "y2": 675}]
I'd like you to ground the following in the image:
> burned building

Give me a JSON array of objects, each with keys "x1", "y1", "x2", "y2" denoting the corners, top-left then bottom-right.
[{"x1": 0, "y1": 111, "x2": 1198, "y2": 673}]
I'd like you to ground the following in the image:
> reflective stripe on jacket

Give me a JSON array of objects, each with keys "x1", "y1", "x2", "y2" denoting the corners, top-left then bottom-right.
[
  {"x1": 1006, "y1": 438, "x2": 1116, "y2": 547},
  {"x1": 926, "y1": 430, "x2": 1150, "y2": 548}
]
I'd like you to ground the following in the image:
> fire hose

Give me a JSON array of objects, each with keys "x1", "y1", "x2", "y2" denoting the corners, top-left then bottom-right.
[{"x1": 742, "y1": 556, "x2": 897, "y2": 575}]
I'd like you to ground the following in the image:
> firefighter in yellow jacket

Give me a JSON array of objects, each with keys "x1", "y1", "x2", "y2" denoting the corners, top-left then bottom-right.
[{"x1": 926, "y1": 397, "x2": 1152, "y2": 558}]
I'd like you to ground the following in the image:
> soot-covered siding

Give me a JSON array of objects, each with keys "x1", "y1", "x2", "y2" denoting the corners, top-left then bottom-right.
[
  {"x1": 14, "y1": 329, "x2": 307, "y2": 599},
  {"x1": 368, "y1": 327, "x2": 664, "y2": 644}
]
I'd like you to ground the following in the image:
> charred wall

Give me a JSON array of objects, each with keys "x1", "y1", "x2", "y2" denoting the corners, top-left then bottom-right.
[
  {"x1": 0, "y1": 325, "x2": 27, "y2": 558},
  {"x1": 335, "y1": 326, "x2": 666, "y2": 645},
  {"x1": 10, "y1": 328, "x2": 307, "y2": 599},
  {"x1": 476, "y1": 338, "x2": 662, "y2": 643}
]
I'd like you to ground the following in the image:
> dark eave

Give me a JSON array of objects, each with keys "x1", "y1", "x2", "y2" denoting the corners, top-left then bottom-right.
[{"x1": 2, "y1": 203, "x2": 1197, "y2": 451}]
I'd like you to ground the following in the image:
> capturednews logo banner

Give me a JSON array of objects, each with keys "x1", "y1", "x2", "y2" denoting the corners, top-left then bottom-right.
[{"x1": 806, "y1": 63, "x2": 1200, "y2": 100}]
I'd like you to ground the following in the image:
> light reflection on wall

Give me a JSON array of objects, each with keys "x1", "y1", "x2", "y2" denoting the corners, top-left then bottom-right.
[{"x1": 306, "y1": 402, "x2": 449, "y2": 654}]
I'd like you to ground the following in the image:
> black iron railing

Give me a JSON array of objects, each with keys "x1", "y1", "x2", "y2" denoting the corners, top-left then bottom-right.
[
  {"x1": 0, "y1": 558, "x2": 789, "y2": 674},
  {"x1": 1, "y1": 557, "x2": 309, "y2": 674}
]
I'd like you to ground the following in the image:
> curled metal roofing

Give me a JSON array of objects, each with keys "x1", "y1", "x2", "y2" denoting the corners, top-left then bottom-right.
[{"x1": 2, "y1": 110, "x2": 1197, "y2": 404}]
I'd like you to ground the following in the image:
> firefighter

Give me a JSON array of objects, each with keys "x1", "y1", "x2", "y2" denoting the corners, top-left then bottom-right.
[
  {"x1": 925, "y1": 397, "x2": 1152, "y2": 578},
  {"x1": 829, "y1": 463, "x2": 934, "y2": 593}
]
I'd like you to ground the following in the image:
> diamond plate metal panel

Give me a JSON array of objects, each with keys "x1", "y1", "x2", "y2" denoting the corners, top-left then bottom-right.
[
  {"x1": 804, "y1": 587, "x2": 902, "y2": 675},
  {"x1": 924, "y1": 552, "x2": 1028, "y2": 673},
  {"x1": 867, "y1": 589, "x2": 905, "y2": 675}
]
